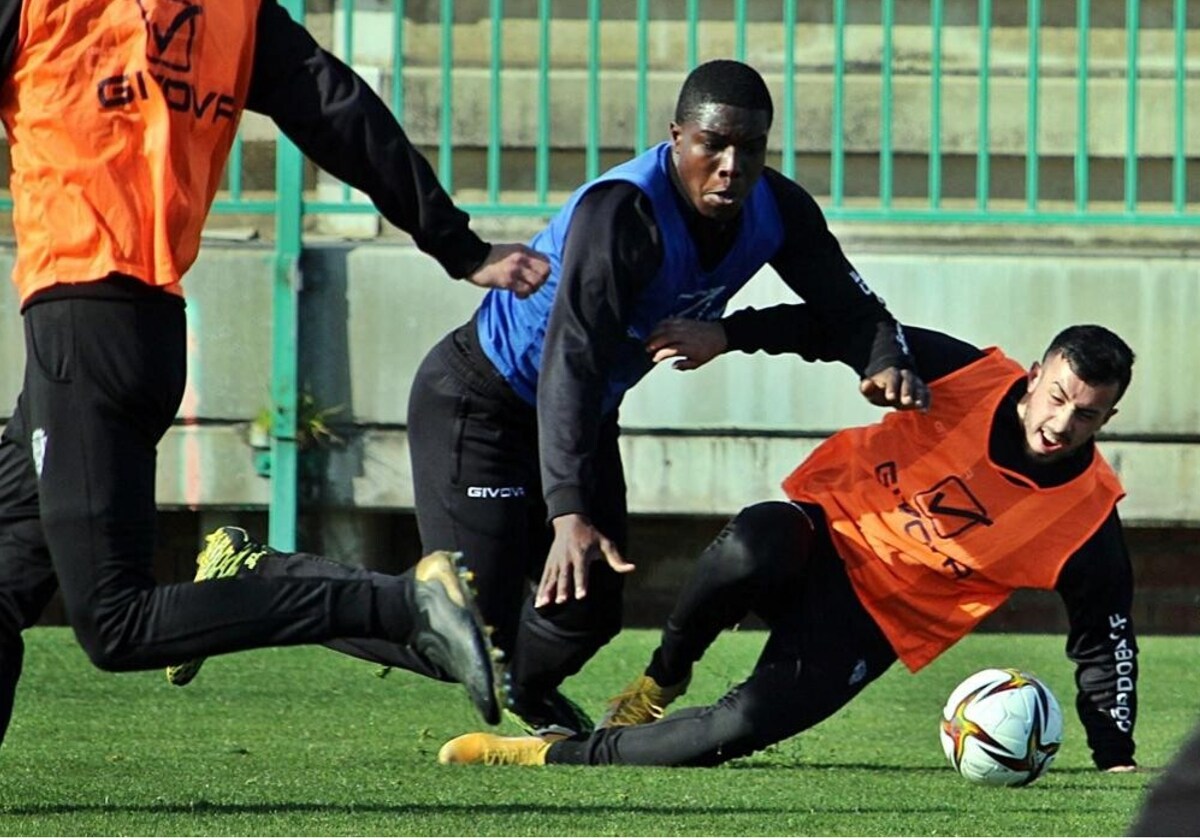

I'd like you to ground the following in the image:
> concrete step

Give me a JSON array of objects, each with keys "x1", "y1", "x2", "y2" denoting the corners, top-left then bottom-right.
[
  {"x1": 312, "y1": 7, "x2": 1196, "y2": 78},
  {"x1": 236, "y1": 60, "x2": 1194, "y2": 162},
  {"x1": 235, "y1": 9, "x2": 1198, "y2": 158}
]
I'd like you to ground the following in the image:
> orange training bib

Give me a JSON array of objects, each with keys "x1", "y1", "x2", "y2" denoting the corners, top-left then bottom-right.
[
  {"x1": 783, "y1": 349, "x2": 1124, "y2": 671},
  {"x1": 1, "y1": 0, "x2": 261, "y2": 302}
]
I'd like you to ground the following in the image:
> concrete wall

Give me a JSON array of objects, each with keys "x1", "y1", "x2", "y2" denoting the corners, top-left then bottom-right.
[{"x1": 4, "y1": 233, "x2": 1196, "y2": 525}]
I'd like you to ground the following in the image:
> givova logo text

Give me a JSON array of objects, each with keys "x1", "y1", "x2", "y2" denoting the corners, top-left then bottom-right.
[
  {"x1": 97, "y1": 0, "x2": 237, "y2": 123},
  {"x1": 466, "y1": 486, "x2": 527, "y2": 499}
]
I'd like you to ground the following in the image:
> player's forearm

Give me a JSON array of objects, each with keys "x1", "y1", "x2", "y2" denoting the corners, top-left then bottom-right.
[
  {"x1": 1068, "y1": 609, "x2": 1139, "y2": 768},
  {"x1": 536, "y1": 186, "x2": 650, "y2": 520},
  {"x1": 720, "y1": 303, "x2": 912, "y2": 382},
  {"x1": 1057, "y1": 514, "x2": 1139, "y2": 768},
  {"x1": 720, "y1": 304, "x2": 826, "y2": 359},
  {"x1": 536, "y1": 354, "x2": 609, "y2": 522}
]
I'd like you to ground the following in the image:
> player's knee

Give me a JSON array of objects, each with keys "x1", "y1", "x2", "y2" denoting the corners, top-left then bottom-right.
[
  {"x1": 71, "y1": 625, "x2": 126, "y2": 671},
  {"x1": 67, "y1": 605, "x2": 141, "y2": 672},
  {"x1": 711, "y1": 501, "x2": 809, "y2": 583}
]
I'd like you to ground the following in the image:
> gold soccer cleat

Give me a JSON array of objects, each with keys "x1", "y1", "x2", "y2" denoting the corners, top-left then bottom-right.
[
  {"x1": 437, "y1": 732, "x2": 559, "y2": 766},
  {"x1": 598, "y1": 673, "x2": 691, "y2": 728}
]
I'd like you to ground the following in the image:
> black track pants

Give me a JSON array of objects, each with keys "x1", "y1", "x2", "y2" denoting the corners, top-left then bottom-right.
[
  {"x1": 245, "y1": 550, "x2": 453, "y2": 680},
  {"x1": 0, "y1": 288, "x2": 415, "y2": 745},
  {"x1": 548, "y1": 501, "x2": 897, "y2": 766},
  {"x1": 406, "y1": 324, "x2": 629, "y2": 699}
]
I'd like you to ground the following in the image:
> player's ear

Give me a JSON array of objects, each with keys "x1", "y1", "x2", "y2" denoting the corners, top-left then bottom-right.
[{"x1": 1025, "y1": 361, "x2": 1043, "y2": 393}]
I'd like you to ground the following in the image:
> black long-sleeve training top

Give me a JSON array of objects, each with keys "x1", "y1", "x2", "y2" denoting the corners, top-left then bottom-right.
[{"x1": 724, "y1": 308, "x2": 1139, "y2": 769}]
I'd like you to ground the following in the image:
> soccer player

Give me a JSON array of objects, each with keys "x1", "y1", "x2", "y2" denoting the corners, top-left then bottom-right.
[
  {"x1": 397, "y1": 58, "x2": 928, "y2": 737},
  {"x1": 437, "y1": 316, "x2": 1141, "y2": 771},
  {"x1": 0, "y1": 0, "x2": 549, "y2": 746}
]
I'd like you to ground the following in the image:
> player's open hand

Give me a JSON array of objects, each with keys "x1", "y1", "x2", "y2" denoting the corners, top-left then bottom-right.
[
  {"x1": 536, "y1": 513, "x2": 635, "y2": 608},
  {"x1": 645, "y1": 318, "x2": 728, "y2": 370},
  {"x1": 465, "y1": 243, "x2": 549, "y2": 298},
  {"x1": 859, "y1": 366, "x2": 930, "y2": 411}
]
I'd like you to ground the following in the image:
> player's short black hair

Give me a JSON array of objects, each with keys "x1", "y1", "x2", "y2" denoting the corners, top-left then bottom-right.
[
  {"x1": 674, "y1": 59, "x2": 773, "y2": 126},
  {"x1": 1043, "y1": 324, "x2": 1135, "y2": 403}
]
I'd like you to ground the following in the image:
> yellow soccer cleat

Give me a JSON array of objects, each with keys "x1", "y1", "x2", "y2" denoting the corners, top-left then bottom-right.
[
  {"x1": 164, "y1": 526, "x2": 268, "y2": 686},
  {"x1": 437, "y1": 732, "x2": 558, "y2": 766},
  {"x1": 598, "y1": 672, "x2": 691, "y2": 728}
]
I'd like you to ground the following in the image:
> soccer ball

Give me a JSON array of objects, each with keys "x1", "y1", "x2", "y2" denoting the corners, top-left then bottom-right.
[{"x1": 939, "y1": 667, "x2": 1063, "y2": 786}]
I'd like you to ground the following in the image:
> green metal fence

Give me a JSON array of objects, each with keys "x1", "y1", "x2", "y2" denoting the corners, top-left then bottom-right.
[{"x1": 210, "y1": 0, "x2": 1197, "y2": 230}]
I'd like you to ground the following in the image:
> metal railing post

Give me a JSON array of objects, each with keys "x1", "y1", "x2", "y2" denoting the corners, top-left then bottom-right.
[
  {"x1": 1026, "y1": 0, "x2": 1041, "y2": 211},
  {"x1": 1124, "y1": 0, "x2": 1140, "y2": 214},
  {"x1": 1172, "y1": 0, "x2": 1186, "y2": 215},
  {"x1": 929, "y1": 0, "x2": 943, "y2": 209},
  {"x1": 439, "y1": 0, "x2": 454, "y2": 190},
  {"x1": 781, "y1": 0, "x2": 796, "y2": 179},
  {"x1": 268, "y1": 0, "x2": 305, "y2": 550},
  {"x1": 831, "y1": 0, "x2": 846, "y2": 209},
  {"x1": 635, "y1": 0, "x2": 649, "y2": 154},
  {"x1": 586, "y1": 0, "x2": 601, "y2": 181},
  {"x1": 1075, "y1": 0, "x2": 1090, "y2": 211},
  {"x1": 881, "y1": 0, "x2": 895, "y2": 210},
  {"x1": 977, "y1": 0, "x2": 991, "y2": 211},
  {"x1": 488, "y1": 0, "x2": 504, "y2": 205}
]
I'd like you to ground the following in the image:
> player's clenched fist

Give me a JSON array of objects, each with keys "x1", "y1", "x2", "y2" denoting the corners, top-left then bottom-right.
[{"x1": 466, "y1": 243, "x2": 550, "y2": 298}]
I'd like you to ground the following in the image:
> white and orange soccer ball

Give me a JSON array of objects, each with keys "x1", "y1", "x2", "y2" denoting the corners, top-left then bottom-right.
[{"x1": 940, "y1": 667, "x2": 1064, "y2": 786}]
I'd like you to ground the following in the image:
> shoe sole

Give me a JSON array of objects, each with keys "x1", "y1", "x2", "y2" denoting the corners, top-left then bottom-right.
[
  {"x1": 165, "y1": 660, "x2": 202, "y2": 687},
  {"x1": 450, "y1": 557, "x2": 507, "y2": 726},
  {"x1": 414, "y1": 552, "x2": 504, "y2": 726},
  {"x1": 503, "y1": 709, "x2": 582, "y2": 739},
  {"x1": 503, "y1": 690, "x2": 594, "y2": 738}
]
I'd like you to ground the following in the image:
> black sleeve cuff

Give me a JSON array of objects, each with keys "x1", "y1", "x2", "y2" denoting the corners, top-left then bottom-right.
[
  {"x1": 720, "y1": 309, "x2": 762, "y2": 354},
  {"x1": 862, "y1": 320, "x2": 915, "y2": 378},
  {"x1": 544, "y1": 484, "x2": 588, "y2": 523},
  {"x1": 427, "y1": 232, "x2": 492, "y2": 280},
  {"x1": 1094, "y1": 749, "x2": 1137, "y2": 770}
]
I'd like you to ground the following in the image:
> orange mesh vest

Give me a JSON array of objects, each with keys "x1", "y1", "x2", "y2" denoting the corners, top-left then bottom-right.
[
  {"x1": 1, "y1": 0, "x2": 260, "y2": 303},
  {"x1": 782, "y1": 349, "x2": 1124, "y2": 672}
]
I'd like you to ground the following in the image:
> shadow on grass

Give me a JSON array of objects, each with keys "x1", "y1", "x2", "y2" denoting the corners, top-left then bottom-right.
[
  {"x1": 730, "y1": 762, "x2": 1126, "y2": 775},
  {"x1": 0, "y1": 799, "x2": 1134, "y2": 818}
]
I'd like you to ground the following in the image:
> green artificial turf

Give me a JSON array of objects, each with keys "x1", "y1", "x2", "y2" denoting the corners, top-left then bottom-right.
[{"x1": 0, "y1": 627, "x2": 1193, "y2": 836}]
